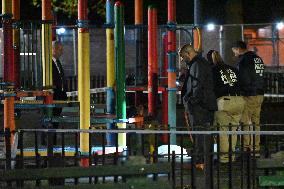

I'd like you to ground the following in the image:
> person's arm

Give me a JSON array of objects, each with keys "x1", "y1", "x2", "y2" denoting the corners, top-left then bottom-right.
[
  {"x1": 238, "y1": 58, "x2": 250, "y2": 93},
  {"x1": 188, "y1": 61, "x2": 204, "y2": 105}
]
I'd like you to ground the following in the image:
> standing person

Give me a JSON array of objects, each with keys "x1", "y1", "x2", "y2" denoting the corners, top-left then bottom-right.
[
  {"x1": 52, "y1": 41, "x2": 67, "y2": 144},
  {"x1": 179, "y1": 44, "x2": 217, "y2": 188},
  {"x1": 42, "y1": 41, "x2": 67, "y2": 145},
  {"x1": 207, "y1": 50, "x2": 245, "y2": 163},
  {"x1": 231, "y1": 41, "x2": 264, "y2": 155}
]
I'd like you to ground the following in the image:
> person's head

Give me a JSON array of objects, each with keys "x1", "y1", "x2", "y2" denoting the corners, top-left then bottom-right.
[
  {"x1": 178, "y1": 44, "x2": 198, "y2": 63},
  {"x1": 206, "y1": 50, "x2": 215, "y2": 64},
  {"x1": 231, "y1": 40, "x2": 247, "y2": 57},
  {"x1": 207, "y1": 50, "x2": 224, "y2": 65},
  {"x1": 52, "y1": 41, "x2": 63, "y2": 59}
]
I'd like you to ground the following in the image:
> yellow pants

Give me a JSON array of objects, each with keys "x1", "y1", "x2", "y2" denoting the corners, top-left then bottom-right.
[
  {"x1": 214, "y1": 96, "x2": 245, "y2": 163},
  {"x1": 240, "y1": 95, "x2": 264, "y2": 151}
]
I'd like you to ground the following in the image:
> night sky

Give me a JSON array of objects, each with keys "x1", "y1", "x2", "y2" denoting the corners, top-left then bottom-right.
[{"x1": 4, "y1": 0, "x2": 284, "y2": 25}]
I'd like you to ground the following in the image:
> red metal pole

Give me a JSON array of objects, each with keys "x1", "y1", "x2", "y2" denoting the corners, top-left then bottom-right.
[
  {"x1": 12, "y1": 0, "x2": 20, "y2": 89},
  {"x1": 3, "y1": 2, "x2": 14, "y2": 83},
  {"x1": 52, "y1": 12, "x2": 57, "y2": 41},
  {"x1": 167, "y1": 0, "x2": 176, "y2": 51},
  {"x1": 168, "y1": 0, "x2": 176, "y2": 22},
  {"x1": 147, "y1": 6, "x2": 158, "y2": 117},
  {"x1": 3, "y1": 0, "x2": 15, "y2": 144},
  {"x1": 78, "y1": 0, "x2": 88, "y2": 33},
  {"x1": 167, "y1": 0, "x2": 177, "y2": 144}
]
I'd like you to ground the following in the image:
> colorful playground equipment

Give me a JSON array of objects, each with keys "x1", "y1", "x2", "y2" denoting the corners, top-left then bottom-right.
[{"x1": 1, "y1": 0, "x2": 201, "y2": 162}]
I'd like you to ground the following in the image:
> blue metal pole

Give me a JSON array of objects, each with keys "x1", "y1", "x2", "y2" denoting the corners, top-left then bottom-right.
[{"x1": 106, "y1": 0, "x2": 115, "y2": 145}]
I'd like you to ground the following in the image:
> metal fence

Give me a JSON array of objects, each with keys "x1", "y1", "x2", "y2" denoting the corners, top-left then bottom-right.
[{"x1": 0, "y1": 125, "x2": 284, "y2": 189}]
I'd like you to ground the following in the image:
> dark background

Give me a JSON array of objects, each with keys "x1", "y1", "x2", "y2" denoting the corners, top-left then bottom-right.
[{"x1": 1, "y1": 0, "x2": 284, "y2": 25}]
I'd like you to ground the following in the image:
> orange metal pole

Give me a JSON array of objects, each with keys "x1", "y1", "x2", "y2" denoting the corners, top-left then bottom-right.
[
  {"x1": 4, "y1": 95, "x2": 15, "y2": 133},
  {"x1": 193, "y1": 28, "x2": 202, "y2": 52},
  {"x1": 135, "y1": 0, "x2": 143, "y2": 25},
  {"x1": 42, "y1": 0, "x2": 52, "y2": 20}
]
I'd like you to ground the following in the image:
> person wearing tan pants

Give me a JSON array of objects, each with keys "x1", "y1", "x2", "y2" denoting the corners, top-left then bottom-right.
[
  {"x1": 207, "y1": 50, "x2": 244, "y2": 163},
  {"x1": 231, "y1": 41, "x2": 264, "y2": 154},
  {"x1": 215, "y1": 96, "x2": 245, "y2": 162},
  {"x1": 241, "y1": 95, "x2": 264, "y2": 152}
]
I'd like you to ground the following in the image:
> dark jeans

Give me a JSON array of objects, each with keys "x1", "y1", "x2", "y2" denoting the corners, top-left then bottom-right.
[
  {"x1": 41, "y1": 108, "x2": 62, "y2": 146},
  {"x1": 189, "y1": 105, "x2": 214, "y2": 189},
  {"x1": 189, "y1": 105, "x2": 214, "y2": 162}
]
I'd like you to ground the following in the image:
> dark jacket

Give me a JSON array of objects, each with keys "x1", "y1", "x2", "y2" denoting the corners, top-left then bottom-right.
[
  {"x1": 52, "y1": 59, "x2": 67, "y2": 101},
  {"x1": 212, "y1": 63, "x2": 240, "y2": 98},
  {"x1": 237, "y1": 51, "x2": 264, "y2": 96},
  {"x1": 182, "y1": 55, "x2": 217, "y2": 113}
]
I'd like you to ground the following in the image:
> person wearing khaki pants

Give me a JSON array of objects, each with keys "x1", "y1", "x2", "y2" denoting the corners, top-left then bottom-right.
[
  {"x1": 215, "y1": 96, "x2": 245, "y2": 162},
  {"x1": 231, "y1": 41, "x2": 264, "y2": 155},
  {"x1": 241, "y1": 95, "x2": 264, "y2": 152},
  {"x1": 207, "y1": 50, "x2": 244, "y2": 163}
]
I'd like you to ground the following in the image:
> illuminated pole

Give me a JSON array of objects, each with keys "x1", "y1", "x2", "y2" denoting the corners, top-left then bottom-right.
[
  {"x1": 147, "y1": 5, "x2": 158, "y2": 117},
  {"x1": 12, "y1": 0, "x2": 20, "y2": 89},
  {"x1": 42, "y1": 0, "x2": 53, "y2": 88},
  {"x1": 167, "y1": 0, "x2": 177, "y2": 144},
  {"x1": 106, "y1": 0, "x2": 115, "y2": 145},
  {"x1": 42, "y1": 0, "x2": 54, "y2": 164},
  {"x1": 3, "y1": 0, "x2": 15, "y2": 142},
  {"x1": 114, "y1": 2, "x2": 126, "y2": 147},
  {"x1": 78, "y1": 0, "x2": 90, "y2": 166}
]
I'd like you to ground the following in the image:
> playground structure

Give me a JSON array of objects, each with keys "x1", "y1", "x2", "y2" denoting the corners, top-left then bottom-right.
[
  {"x1": 0, "y1": 0, "x2": 202, "y2": 165},
  {"x1": 2, "y1": 0, "x2": 284, "y2": 189}
]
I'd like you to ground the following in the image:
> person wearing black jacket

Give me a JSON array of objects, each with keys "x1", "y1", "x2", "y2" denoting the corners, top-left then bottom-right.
[
  {"x1": 232, "y1": 41, "x2": 264, "y2": 154},
  {"x1": 179, "y1": 44, "x2": 217, "y2": 187},
  {"x1": 52, "y1": 41, "x2": 67, "y2": 144},
  {"x1": 42, "y1": 41, "x2": 67, "y2": 145},
  {"x1": 208, "y1": 50, "x2": 245, "y2": 163}
]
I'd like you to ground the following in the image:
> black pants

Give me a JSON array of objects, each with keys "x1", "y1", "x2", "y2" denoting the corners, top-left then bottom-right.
[
  {"x1": 189, "y1": 105, "x2": 214, "y2": 162},
  {"x1": 41, "y1": 108, "x2": 62, "y2": 145},
  {"x1": 189, "y1": 105, "x2": 214, "y2": 189}
]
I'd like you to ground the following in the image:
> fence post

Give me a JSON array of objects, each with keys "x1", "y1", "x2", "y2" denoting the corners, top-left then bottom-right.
[
  {"x1": 228, "y1": 123, "x2": 232, "y2": 189},
  {"x1": 171, "y1": 150, "x2": 176, "y2": 189}
]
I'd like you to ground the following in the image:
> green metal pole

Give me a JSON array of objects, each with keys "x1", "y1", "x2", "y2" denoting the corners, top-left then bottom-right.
[{"x1": 114, "y1": 1, "x2": 126, "y2": 147}]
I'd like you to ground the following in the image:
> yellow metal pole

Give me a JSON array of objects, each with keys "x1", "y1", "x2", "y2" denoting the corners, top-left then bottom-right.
[
  {"x1": 42, "y1": 0, "x2": 53, "y2": 88},
  {"x1": 78, "y1": 0, "x2": 90, "y2": 165},
  {"x1": 2, "y1": 0, "x2": 12, "y2": 13},
  {"x1": 78, "y1": 32, "x2": 90, "y2": 154},
  {"x1": 106, "y1": 29, "x2": 115, "y2": 86}
]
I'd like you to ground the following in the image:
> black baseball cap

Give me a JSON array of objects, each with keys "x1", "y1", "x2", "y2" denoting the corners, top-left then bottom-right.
[{"x1": 231, "y1": 40, "x2": 247, "y2": 49}]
